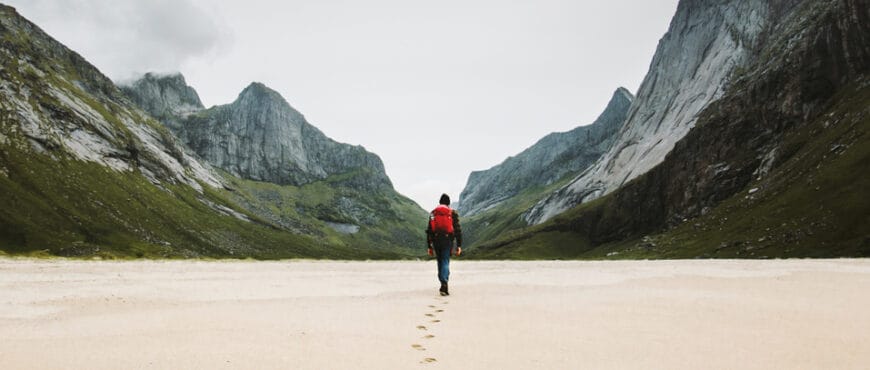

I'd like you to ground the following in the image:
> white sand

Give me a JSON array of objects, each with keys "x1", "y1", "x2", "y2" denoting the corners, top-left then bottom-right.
[{"x1": 1, "y1": 259, "x2": 869, "y2": 369}]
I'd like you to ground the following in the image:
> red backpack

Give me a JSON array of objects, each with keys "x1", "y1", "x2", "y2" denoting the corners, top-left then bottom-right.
[{"x1": 430, "y1": 205, "x2": 454, "y2": 235}]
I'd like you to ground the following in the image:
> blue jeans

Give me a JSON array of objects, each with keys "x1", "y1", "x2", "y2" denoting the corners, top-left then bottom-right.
[{"x1": 433, "y1": 238, "x2": 453, "y2": 284}]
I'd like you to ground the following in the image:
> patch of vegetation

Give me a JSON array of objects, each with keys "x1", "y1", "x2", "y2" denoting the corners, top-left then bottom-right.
[
  {"x1": 1, "y1": 6, "x2": 427, "y2": 259},
  {"x1": 610, "y1": 85, "x2": 870, "y2": 259},
  {"x1": 219, "y1": 168, "x2": 427, "y2": 257},
  {"x1": 469, "y1": 0, "x2": 868, "y2": 260},
  {"x1": 460, "y1": 174, "x2": 576, "y2": 249},
  {"x1": 471, "y1": 84, "x2": 870, "y2": 260},
  {"x1": 0, "y1": 127, "x2": 408, "y2": 259}
]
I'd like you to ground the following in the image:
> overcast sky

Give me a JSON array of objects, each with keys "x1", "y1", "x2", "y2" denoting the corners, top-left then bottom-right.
[{"x1": 7, "y1": 0, "x2": 679, "y2": 209}]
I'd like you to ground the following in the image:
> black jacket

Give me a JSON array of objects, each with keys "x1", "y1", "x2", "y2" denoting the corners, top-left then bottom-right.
[{"x1": 426, "y1": 208, "x2": 462, "y2": 248}]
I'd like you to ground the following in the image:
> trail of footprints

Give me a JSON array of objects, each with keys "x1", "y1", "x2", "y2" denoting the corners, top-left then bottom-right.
[{"x1": 412, "y1": 299, "x2": 449, "y2": 364}]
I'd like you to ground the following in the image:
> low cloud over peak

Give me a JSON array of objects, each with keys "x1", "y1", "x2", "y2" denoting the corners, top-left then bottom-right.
[{"x1": 6, "y1": 0, "x2": 232, "y2": 82}]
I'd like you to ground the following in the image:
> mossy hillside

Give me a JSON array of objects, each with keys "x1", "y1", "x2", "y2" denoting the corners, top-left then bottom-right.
[
  {"x1": 460, "y1": 173, "x2": 576, "y2": 249},
  {"x1": 0, "y1": 5, "x2": 431, "y2": 259},
  {"x1": 221, "y1": 168, "x2": 427, "y2": 257},
  {"x1": 471, "y1": 231, "x2": 593, "y2": 260},
  {"x1": 467, "y1": 188, "x2": 614, "y2": 259},
  {"x1": 469, "y1": 0, "x2": 869, "y2": 260},
  {"x1": 470, "y1": 83, "x2": 870, "y2": 260},
  {"x1": 0, "y1": 135, "x2": 409, "y2": 259},
  {"x1": 0, "y1": 96, "x2": 405, "y2": 260},
  {"x1": 2, "y1": 12, "x2": 194, "y2": 182},
  {"x1": 1, "y1": 5, "x2": 120, "y2": 102},
  {"x1": 0, "y1": 121, "x2": 410, "y2": 259},
  {"x1": 590, "y1": 84, "x2": 870, "y2": 259}
]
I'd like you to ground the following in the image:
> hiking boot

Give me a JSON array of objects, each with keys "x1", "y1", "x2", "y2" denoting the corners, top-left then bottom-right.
[{"x1": 439, "y1": 282, "x2": 449, "y2": 296}]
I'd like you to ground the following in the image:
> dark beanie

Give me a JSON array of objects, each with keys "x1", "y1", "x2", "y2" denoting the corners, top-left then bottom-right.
[{"x1": 439, "y1": 193, "x2": 450, "y2": 205}]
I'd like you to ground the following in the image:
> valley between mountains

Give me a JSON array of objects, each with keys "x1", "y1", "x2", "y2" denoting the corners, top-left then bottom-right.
[{"x1": 1, "y1": 0, "x2": 867, "y2": 259}]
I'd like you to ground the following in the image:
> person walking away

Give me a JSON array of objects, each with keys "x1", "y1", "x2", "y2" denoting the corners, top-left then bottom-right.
[{"x1": 427, "y1": 193, "x2": 462, "y2": 296}]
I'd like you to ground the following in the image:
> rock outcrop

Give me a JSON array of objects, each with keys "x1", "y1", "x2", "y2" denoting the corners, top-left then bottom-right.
[
  {"x1": 119, "y1": 72, "x2": 204, "y2": 130},
  {"x1": 526, "y1": 0, "x2": 770, "y2": 224},
  {"x1": 188, "y1": 82, "x2": 391, "y2": 188},
  {"x1": 122, "y1": 74, "x2": 425, "y2": 250},
  {"x1": 0, "y1": 5, "x2": 424, "y2": 258},
  {"x1": 458, "y1": 87, "x2": 632, "y2": 216},
  {"x1": 475, "y1": 0, "x2": 869, "y2": 258},
  {"x1": 0, "y1": 5, "x2": 222, "y2": 191},
  {"x1": 126, "y1": 77, "x2": 392, "y2": 190}
]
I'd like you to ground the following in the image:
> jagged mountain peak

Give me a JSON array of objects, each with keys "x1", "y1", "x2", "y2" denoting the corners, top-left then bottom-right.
[
  {"x1": 142, "y1": 71, "x2": 186, "y2": 83},
  {"x1": 457, "y1": 86, "x2": 632, "y2": 217},
  {"x1": 614, "y1": 87, "x2": 633, "y2": 100},
  {"x1": 230, "y1": 81, "x2": 307, "y2": 123},
  {"x1": 120, "y1": 72, "x2": 204, "y2": 128},
  {"x1": 524, "y1": 0, "x2": 773, "y2": 225},
  {"x1": 236, "y1": 82, "x2": 296, "y2": 107},
  {"x1": 474, "y1": 0, "x2": 870, "y2": 258},
  {"x1": 0, "y1": 6, "x2": 222, "y2": 191},
  {"x1": 238, "y1": 81, "x2": 279, "y2": 99},
  {"x1": 599, "y1": 87, "x2": 633, "y2": 122},
  {"x1": 537, "y1": 87, "x2": 632, "y2": 143}
]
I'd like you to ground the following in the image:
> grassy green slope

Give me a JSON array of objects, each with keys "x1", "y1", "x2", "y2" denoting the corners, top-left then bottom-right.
[
  {"x1": 471, "y1": 84, "x2": 870, "y2": 260},
  {"x1": 0, "y1": 129, "x2": 419, "y2": 259},
  {"x1": 0, "y1": 132, "x2": 403, "y2": 259},
  {"x1": 469, "y1": 0, "x2": 869, "y2": 260},
  {"x1": 0, "y1": 5, "x2": 418, "y2": 259},
  {"x1": 221, "y1": 169, "x2": 427, "y2": 257},
  {"x1": 459, "y1": 174, "x2": 575, "y2": 249},
  {"x1": 615, "y1": 86, "x2": 870, "y2": 259}
]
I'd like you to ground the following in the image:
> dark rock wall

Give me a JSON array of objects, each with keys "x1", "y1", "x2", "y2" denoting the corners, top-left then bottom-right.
[{"x1": 530, "y1": 0, "x2": 868, "y2": 245}]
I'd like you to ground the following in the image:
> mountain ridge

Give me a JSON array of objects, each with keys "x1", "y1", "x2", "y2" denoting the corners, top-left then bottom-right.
[
  {"x1": 119, "y1": 72, "x2": 204, "y2": 131},
  {"x1": 457, "y1": 87, "x2": 633, "y2": 217},
  {"x1": 130, "y1": 75, "x2": 393, "y2": 189},
  {"x1": 0, "y1": 4, "x2": 424, "y2": 258},
  {"x1": 471, "y1": 0, "x2": 869, "y2": 259},
  {"x1": 122, "y1": 72, "x2": 425, "y2": 253},
  {"x1": 525, "y1": 0, "x2": 772, "y2": 225}
]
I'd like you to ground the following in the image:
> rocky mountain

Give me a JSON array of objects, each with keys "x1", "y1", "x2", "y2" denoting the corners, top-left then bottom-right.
[
  {"x1": 122, "y1": 74, "x2": 423, "y2": 247},
  {"x1": 525, "y1": 0, "x2": 772, "y2": 225},
  {"x1": 472, "y1": 0, "x2": 869, "y2": 259},
  {"x1": 0, "y1": 4, "x2": 422, "y2": 258},
  {"x1": 458, "y1": 87, "x2": 632, "y2": 217},
  {"x1": 180, "y1": 82, "x2": 390, "y2": 188},
  {"x1": 119, "y1": 72, "x2": 204, "y2": 131},
  {"x1": 0, "y1": 7, "x2": 222, "y2": 193}
]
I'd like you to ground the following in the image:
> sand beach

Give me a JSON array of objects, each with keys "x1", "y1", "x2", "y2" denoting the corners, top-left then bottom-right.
[{"x1": 1, "y1": 259, "x2": 868, "y2": 369}]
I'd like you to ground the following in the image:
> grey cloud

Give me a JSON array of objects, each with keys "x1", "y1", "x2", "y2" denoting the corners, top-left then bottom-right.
[{"x1": 5, "y1": 0, "x2": 232, "y2": 81}]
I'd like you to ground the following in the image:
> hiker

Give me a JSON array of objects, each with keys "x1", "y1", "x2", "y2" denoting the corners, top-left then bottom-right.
[{"x1": 426, "y1": 193, "x2": 462, "y2": 296}]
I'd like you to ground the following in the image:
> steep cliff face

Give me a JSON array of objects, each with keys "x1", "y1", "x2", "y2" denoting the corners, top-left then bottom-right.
[
  {"x1": 458, "y1": 88, "x2": 632, "y2": 217},
  {"x1": 0, "y1": 5, "x2": 422, "y2": 258},
  {"x1": 129, "y1": 78, "x2": 392, "y2": 190},
  {"x1": 122, "y1": 74, "x2": 425, "y2": 251},
  {"x1": 474, "y1": 0, "x2": 870, "y2": 259},
  {"x1": 0, "y1": 5, "x2": 221, "y2": 192},
  {"x1": 526, "y1": 0, "x2": 770, "y2": 224},
  {"x1": 0, "y1": 4, "x2": 338, "y2": 258},
  {"x1": 119, "y1": 72, "x2": 204, "y2": 131}
]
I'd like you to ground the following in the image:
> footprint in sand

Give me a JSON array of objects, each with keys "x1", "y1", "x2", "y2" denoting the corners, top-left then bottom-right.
[
  {"x1": 428, "y1": 305, "x2": 436, "y2": 308},
  {"x1": 420, "y1": 358, "x2": 437, "y2": 364},
  {"x1": 411, "y1": 344, "x2": 425, "y2": 351},
  {"x1": 430, "y1": 319, "x2": 440, "y2": 323},
  {"x1": 416, "y1": 325, "x2": 427, "y2": 331},
  {"x1": 423, "y1": 334, "x2": 435, "y2": 339},
  {"x1": 425, "y1": 313, "x2": 435, "y2": 317},
  {"x1": 435, "y1": 309, "x2": 443, "y2": 313}
]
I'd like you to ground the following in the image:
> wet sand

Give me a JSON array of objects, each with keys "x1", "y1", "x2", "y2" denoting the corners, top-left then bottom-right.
[{"x1": 1, "y1": 259, "x2": 868, "y2": 369}]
